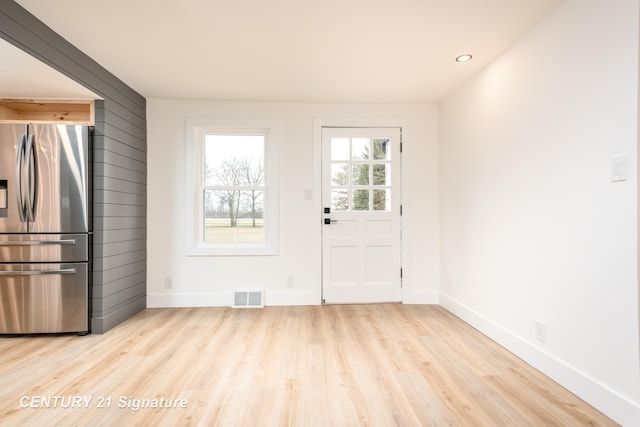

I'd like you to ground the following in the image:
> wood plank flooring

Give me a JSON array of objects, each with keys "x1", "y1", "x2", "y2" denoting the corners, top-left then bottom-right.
[{"x1": 0, "y1": 304, "x2": 617, "y2": 426}]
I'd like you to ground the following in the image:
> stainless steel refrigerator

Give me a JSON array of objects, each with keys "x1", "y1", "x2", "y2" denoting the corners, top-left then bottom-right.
[{"x1": 0, "y1": 124, "x2": 92, "y2": 334}]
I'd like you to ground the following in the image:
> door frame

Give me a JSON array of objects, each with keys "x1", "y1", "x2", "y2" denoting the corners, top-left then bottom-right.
[{"x1": 313, "y1": 118, "x2": 409, "y2": 304}]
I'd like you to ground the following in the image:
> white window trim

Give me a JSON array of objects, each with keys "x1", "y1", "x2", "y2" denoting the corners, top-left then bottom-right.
[{"x1": 186, "y1": 118, "x2": 280, "y2": 256}]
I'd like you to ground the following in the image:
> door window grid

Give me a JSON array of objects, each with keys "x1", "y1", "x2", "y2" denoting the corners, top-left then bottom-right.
[{"x1": 330, "y1": 137, "x2": 391, "y2": 212}]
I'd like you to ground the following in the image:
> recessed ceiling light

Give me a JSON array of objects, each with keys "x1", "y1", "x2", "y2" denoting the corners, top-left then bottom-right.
[{"x1": 456, "y1": 54, "x2": 473, "y2": 63}]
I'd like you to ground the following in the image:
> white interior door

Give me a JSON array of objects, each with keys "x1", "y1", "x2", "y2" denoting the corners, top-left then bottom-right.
[{"x1": 321, "y1": 127, "x2": 402, "y2": 304}]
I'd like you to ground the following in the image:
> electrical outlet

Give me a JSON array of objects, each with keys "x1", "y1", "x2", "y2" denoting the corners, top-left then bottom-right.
[
  {"x1": 535, "y1": 321, "x2": 546, "y2": 343},
  {"x1": 286, "y1": 277, "x2": 295, "y2": 288},
  {"x1": 165, "y1": 276, "x2": 173, "y2": 289}
]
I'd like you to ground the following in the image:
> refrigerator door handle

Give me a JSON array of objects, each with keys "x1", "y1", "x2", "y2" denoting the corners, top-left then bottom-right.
[
  {"x1": 0, "y1": 239, "x2": 77, "y2": 246},
  {"x1": 24, "y1": 134, "x2": 38, "y2": 222},
  {"x1": 0, "y1": 268, "x2": 76, "y2": 276},
  {"x1": 15, "y1": 134, "x2": 27, "y2": 222}
]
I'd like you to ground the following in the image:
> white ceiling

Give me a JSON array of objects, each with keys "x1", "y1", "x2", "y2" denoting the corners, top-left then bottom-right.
[{"x1": 12, "y1": 0, "x2": 563, "y2": 103}]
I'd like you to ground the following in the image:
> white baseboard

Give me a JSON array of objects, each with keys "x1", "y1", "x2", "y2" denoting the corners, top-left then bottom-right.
[
  {"x1": 147, "y1": 290, "x2": 319, "y2": 308},
  {"x1": 439, "y1": 293, "x2": 640, "y2": 427},
  {"x1": 147, "y1": 292, "x2": 231, "y2": 308},
  {"x1": 403, "y1": 289, "x2": 439, "y2": 304},
  {"x1": 148, "y1": 289, "x2": 438, "y2": 307},
  {"x1": 266, "y1": 290, "x2": 320, "y2": 306}
]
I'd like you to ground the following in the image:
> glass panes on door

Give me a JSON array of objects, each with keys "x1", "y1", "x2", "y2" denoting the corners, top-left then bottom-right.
[{"x1": 329, "y1": 136, "x2": 392, "y2": 211}]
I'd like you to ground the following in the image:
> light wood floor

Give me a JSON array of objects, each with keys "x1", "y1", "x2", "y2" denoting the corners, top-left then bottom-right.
[{"x1": 0, "y1": 304, "x2": 617, "y2": 426}]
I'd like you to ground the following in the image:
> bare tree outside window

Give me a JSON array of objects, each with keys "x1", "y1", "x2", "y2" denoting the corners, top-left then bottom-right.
[
  {"x1": 203, "y1": 134, "x2": 266, "y2": 243},
  {"x1": 239, "y1": 157, "x2": 264, "y2": 227},
  {"x1": 214, "y1": 158, "x2": 244, "y2": 227}
]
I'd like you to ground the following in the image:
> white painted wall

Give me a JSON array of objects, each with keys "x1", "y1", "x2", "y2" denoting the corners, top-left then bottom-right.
[
  {"x1": 147, "y1": 101, "x2": 439, "y2": 308},
  {"x1": 439, "y1": 0, "x2": 640, "y2": 424}
]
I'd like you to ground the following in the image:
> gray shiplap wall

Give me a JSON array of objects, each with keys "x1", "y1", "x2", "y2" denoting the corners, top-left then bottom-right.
[{"x1": 1, "y1": 1, "x2": 147, "y2": 333}]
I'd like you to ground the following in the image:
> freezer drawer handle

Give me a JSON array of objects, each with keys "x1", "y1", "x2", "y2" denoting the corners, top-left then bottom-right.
[
  {"x1": 0, "y1": 239, "x2": 77, "y2": 246},
  {"x1": 0, "y1": 268, "x2": 76, "y2": 276}
]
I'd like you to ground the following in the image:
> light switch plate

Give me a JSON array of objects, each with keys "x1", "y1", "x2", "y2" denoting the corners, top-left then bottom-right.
[{"x1": 611, "y1": 155, "x2": 628, "y2": 182}]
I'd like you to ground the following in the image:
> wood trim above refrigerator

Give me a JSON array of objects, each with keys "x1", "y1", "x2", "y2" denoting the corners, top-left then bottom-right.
[{"x1": 0, "y1": 98, "x2": 94, "y2": 125}]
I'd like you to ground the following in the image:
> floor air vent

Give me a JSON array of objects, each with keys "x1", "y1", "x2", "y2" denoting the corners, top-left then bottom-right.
[{"x1": 232, "y1": 290, "x2": 264, "y2": 308}]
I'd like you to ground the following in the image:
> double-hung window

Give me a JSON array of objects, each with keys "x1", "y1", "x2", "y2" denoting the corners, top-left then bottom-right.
[{"x1": 186, "y1": 119, "x2": 279, "y2": 255}]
